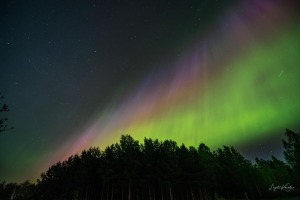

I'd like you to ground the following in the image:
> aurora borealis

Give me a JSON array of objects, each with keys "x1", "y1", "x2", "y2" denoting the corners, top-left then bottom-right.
[{"x1": 1, "y1": 0, "x2": 299, "y2": 182}]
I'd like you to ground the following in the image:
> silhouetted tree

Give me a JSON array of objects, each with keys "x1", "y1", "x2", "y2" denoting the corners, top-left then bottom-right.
[
  {"x1": 282, "y1": 129, "x2": 300, "y2": 186},
  {"x1": 115, "y1": 135, "x2": 142, "y2": 199},
  {"x1": 255, "y1": 156, "x2": 295, "y2": 198},
  {"x1": 197, "y1": 143, "x2": 216, "y2": 196},
  {"x1": 3, "y1": 131, "x2": 299, "y2": 199},
  {"x1": 214, "y1": 146, "x2": 254, "y2": 198},
  {"x1": 0, "y1": 94, "x2": 13, "y2": 133},
  {"x1": 141, "y1": 138, "x2": 163, "y2": 199},
  {"x1": 0, "y1": 181, "x2": 35, "y2": 200}
]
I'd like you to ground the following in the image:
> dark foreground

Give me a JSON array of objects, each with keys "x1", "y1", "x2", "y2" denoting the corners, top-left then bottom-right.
[{"x1": 1, "y1": 130, "x2": 300, "y2": 200}]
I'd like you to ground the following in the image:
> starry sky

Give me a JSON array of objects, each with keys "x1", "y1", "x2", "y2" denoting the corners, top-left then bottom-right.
[{"x1": 0, "y1": 0, "x2": 299, "y2": 182}]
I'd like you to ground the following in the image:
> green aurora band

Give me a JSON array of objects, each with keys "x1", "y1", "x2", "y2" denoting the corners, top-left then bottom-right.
[
  {"x1": 39, "y1": 1, "x2": 300, "y2": 182},
  {"x1": 121, "y1": 27, "x2": 300, "y2": 148}
]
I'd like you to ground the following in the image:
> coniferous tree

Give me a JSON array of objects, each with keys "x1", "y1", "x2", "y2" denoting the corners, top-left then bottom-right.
[
  {"x1": 282, "y1": 129, "x2": 300, "y2": 186},
  {"x1": 0, "y1": 94, "x2": 13, "y2": 133},
  {"x1": 2, "y1": 130, "x2": 299, "y2": 199}
]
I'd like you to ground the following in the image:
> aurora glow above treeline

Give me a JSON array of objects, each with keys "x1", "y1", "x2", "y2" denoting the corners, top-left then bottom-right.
[
  {"x1": 59, "y1": 1, "x2": 300, "y2": 157},
  {"x1": 0, "y1": 0, "x2": 299, "y2": 182}
]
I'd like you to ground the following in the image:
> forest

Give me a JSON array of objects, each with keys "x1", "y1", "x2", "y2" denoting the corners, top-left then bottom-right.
[{"x1": 0, "y1": 129, "x2": 299, "y2": 200}]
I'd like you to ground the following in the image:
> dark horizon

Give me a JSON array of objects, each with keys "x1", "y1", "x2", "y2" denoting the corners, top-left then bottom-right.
[{"x1": 1, "y1": 132, "x2": 299, "y2": 199}]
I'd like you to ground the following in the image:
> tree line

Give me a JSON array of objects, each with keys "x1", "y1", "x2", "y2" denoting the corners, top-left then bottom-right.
[{"x1": 1, "y1": 129, "x2": 299, "y2": 200}]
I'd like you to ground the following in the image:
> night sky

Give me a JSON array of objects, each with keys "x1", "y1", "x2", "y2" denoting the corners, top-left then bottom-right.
[{"x1": 1, "y1": 0, "x2": 300, "y2": 182}]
